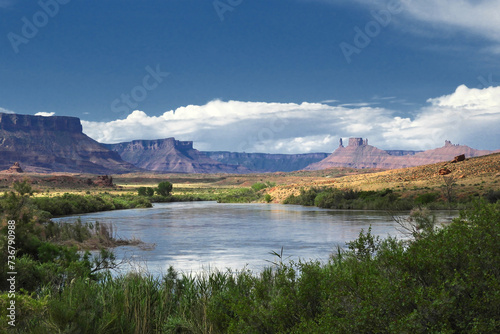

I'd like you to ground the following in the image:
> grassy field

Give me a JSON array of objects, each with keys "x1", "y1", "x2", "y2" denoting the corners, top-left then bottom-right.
[{"x1": 0, "y1": 152, "x2": 498, "y2": 207}]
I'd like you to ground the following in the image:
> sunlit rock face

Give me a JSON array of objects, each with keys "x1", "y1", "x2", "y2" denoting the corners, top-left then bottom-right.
[
  {"x1": 305, "y1": 138, "x2": 496, "y2": 170},
  {"x1": 105, "y1": 138, "x2": 250, "y2": 174},
  {"x1": 0, "y1": 112, "x2": 138, "y2": 174}
]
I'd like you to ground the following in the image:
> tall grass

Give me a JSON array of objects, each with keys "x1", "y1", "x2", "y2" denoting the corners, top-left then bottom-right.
[{"x1": 1, "y1": 201, "x2": 499, "y2": 333}]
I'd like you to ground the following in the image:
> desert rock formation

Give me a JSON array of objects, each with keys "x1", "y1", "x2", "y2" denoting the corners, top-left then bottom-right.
[
  {"x1": 305, "y1": 138, "x2": 497, "y2": 170},
  {"x1": 1, "y1": 162, "x2": 24, "y2": 173},
  {"x1": 0, "y1": 113, "x2": 138, "y2": 174},
  {"x1": 203, "y1": 151, "x2": 329, "y2": 172},
  {"x1": 105, "y1": 138, "x2": 250, "y2": 174}
]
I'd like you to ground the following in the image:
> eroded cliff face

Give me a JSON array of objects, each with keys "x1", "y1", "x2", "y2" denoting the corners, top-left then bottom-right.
[
  {"x1": 0, "y1": 113, "x2": 138, "y2": 174},
  {"x1": 105, "y1": 138, "x2": 250, "y2": 174},
  {"x1": 203, "y1": 152, "x2": 329, "y2": 172},
  {"x1": 305, "y1": 138, "x2": 498, "y2": 171},
  {"x1": 0, "y1": 113, "x2": 83, "y2": 132}
]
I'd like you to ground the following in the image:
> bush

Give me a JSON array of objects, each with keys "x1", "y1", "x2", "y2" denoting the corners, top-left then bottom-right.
[
  {"x1": 217, "y1": 188, "x2": 261, "y2": 203},
  {"x1": 484, "y1": 189, "x2": 500, "y2": 203},
  {"x1": 3, "y1": 182, "x2": 500, "y2": 333},
  {"x1": 284, "y1": 187, "x2": 414, "y2": 210},
  {"x1": 31, "y1": 193, "x2": 152, "y2": 216},
  {"x1": 156, "y1": 181, "x2": 173, "y2": 196},
  {"x1": 250, "y1": 182, "x2": 276, "y2": 192},
  {"x1": 415, "y1": 192, "x2": 440, "y2": 205}
]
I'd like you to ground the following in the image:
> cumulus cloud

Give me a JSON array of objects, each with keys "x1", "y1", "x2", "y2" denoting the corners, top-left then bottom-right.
[
  {"x1": 35, "y1": 112, "x2": 55, "y2": 117},
  {"x1": 0, "y1": 107, "x2": 15, "y2": 114},
  {"x1": 82, "y1": 85, "x2": 500, "y2": 153}
]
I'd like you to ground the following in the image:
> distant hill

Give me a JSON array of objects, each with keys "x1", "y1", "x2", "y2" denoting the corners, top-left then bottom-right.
[
  {"x1": 305, "y1": 138, "x2": 497, "y2": 170},
  {"x1": 268, "y1": 152, "x2": 500, "y2": 203},
  {"x1": 203, "y1": 151, "x2": 329, "y2": 172},
  {"x1": 0, "y1": 113, "x2": 138, "y2": 174},
  {"x1": 104, "y1": 138, "x2": 250, "y2": 174}
]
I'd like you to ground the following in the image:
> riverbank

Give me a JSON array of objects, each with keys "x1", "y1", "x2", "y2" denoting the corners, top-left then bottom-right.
[{"x1": 1, "y1": 200, "x2": 499, "y2": 333}]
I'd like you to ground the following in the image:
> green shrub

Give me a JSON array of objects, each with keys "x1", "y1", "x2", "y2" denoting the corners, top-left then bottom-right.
[
  {"x1": 156, "y1": 181, "x2": 173, "y2": 196},
  {"x1": 264, "y1": 194, "x2": 272, "y2": 203},
  {"x1": 484, "y1": 189, "x2": 500, "y2": 203},
  {"x1": 415, "y1": 192, "x2": 440, "y2": 205},
  {"x1": 217, "y1": 188, "x2": 261, "y2": 203}
]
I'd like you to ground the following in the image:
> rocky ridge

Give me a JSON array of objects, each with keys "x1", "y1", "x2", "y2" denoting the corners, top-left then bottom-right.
[
  {"x1": 203, "y1": 151, "x2": 329, "y2": 172},
  {"x1": 105, "y1": 138, "x2": 250, "y2": 174},
  {"x1": 305, "y1": 138, "x2": 497, "y2": 170},
  {"x1": 0, "y1": 113, "x2": 138, "y2": 174},
  {"x1": 267, "y1": 152, "x2": 500, "y2": 203}
]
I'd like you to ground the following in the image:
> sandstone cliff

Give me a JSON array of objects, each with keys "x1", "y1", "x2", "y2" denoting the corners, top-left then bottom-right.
[
  {"x1": 305, "y1": 138, "x2": 498, "y2": 171},
  {"x1": 105, "y1": 138, "x2": 250, "y2": 174},
  {"x1": 202, "y1": 151, "x2": 329, "y2": 172},
  {"x1": 0, "y1": 113, "x2": 138, "y2": 174}
]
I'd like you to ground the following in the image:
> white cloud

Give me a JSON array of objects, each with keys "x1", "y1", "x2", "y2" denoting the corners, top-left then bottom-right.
[
  {"x1": 320, "y1": 0, "x2": 500, "y2": 50},
  {"x1": 0, "y1": 107, "x2": 15, "y2": 114},
  {"x1": 399, "y1": 0, "x2": 500, "y2": 42},
  {"x1": 338, "y1": 102, "x2": 378, "y2": 108},
  {"x1": 35, "y1": 112, "x2": 55, "y2": 117},
  {"x1": 82, "y1": 85, "x2": 500, "y2": 153}
]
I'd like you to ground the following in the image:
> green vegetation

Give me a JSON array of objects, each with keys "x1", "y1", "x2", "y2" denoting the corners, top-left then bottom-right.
[
  {"x1": 138, "y1": 186, "x2": 156, "y2": 197},
  {"x1": 1, "y1": 195, "x2": 500, "y2": 332},
  {"x1": 138, "y1": 181, "x2": 173, "y2": 197},
  {"x1": 251, "y1": 181, "x2": 276, "y2": 192},
  {"x1": 284, "y1": 187, "x2": 415, "y2": 210},
  {"x1": 2, "y1": 179, "x2": 500, "y2": 332},
  {"x1": 0, "y1": 181, "x2": 120, "y2": 299},
  {"x1": 283, "y1": 186, "x2": 498, "y2": 210},
  {"x1": 156, "y1": 181, "x2": 173, "y2": 196},
  {"x1": 32, "y1": 192, "x2": 152, "y2": 216},
  {"x1": 216, "y1": 187, "x2": 262, "y2": 203},
  {"x1": 264, "y1": 194, "x2": 273, "y2": 203},
  {"x1": 216, "y1": 182, "x2": 275, "y2": 203}
]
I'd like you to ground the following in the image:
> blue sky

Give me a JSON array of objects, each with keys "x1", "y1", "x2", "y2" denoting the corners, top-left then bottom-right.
[{"x1": 1, "y1": 0, "x2": 499, "y2": 152}]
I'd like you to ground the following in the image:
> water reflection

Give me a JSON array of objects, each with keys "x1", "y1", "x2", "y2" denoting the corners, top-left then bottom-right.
[{"x1": 55, "y1": 202, "x2": 457, "y2": 276}]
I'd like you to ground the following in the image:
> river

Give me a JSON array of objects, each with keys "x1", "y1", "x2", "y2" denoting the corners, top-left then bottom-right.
[{"x1": 54, "y1": 202, "x2": 457, "y2": 276}]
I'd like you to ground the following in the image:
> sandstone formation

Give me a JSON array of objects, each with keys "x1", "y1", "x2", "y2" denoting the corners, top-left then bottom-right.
[
  {"x1": 451, "y1": 154, "x2": 466, "y2": 163},
  {"x1": 305, "y1": 138, "x2": 498, "y2": 171},
  {"x1": 439, "y1": 167, "x2": 452, "y2": 175},
  {"x1": 0, "y1": 113, "x2": 139, "y2": 174},
  {"x1": 105, "y1": 138, "x2": 250, "y2": 174},
  {"x1": 93, "y1": 175, "x2": 114, "y2": 187},
  {"x1": 203, "y1": 152, "x2": 329, "y2": 172},
  {"x1": 1, "y1": 162, "x2": 24, "y2": 173}
]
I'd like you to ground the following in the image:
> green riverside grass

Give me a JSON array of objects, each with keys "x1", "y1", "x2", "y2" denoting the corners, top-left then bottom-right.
[{"x1": 1, "y1": 181, "x2": 499, "y2": 333}]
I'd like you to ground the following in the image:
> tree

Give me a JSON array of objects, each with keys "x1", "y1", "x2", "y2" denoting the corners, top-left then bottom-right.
[
  {"x1": 13, "y1": 179, "x2": 34, "y2": 197},
  {"x1": 137, "y1": 187, "x2": 147, "y2": 196},
  {"x1": 442, "y1": 175, "x2": 456, "y2": 203},
  {"x1": 156, "y1": 181, "x2": 173, "y2": 197},
  {"x1": 145, "y1": 187, "x2": 155, "y2": 197},
  {"x1": 138, "y1": 187, "x2": 155, "y2": 197}
]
